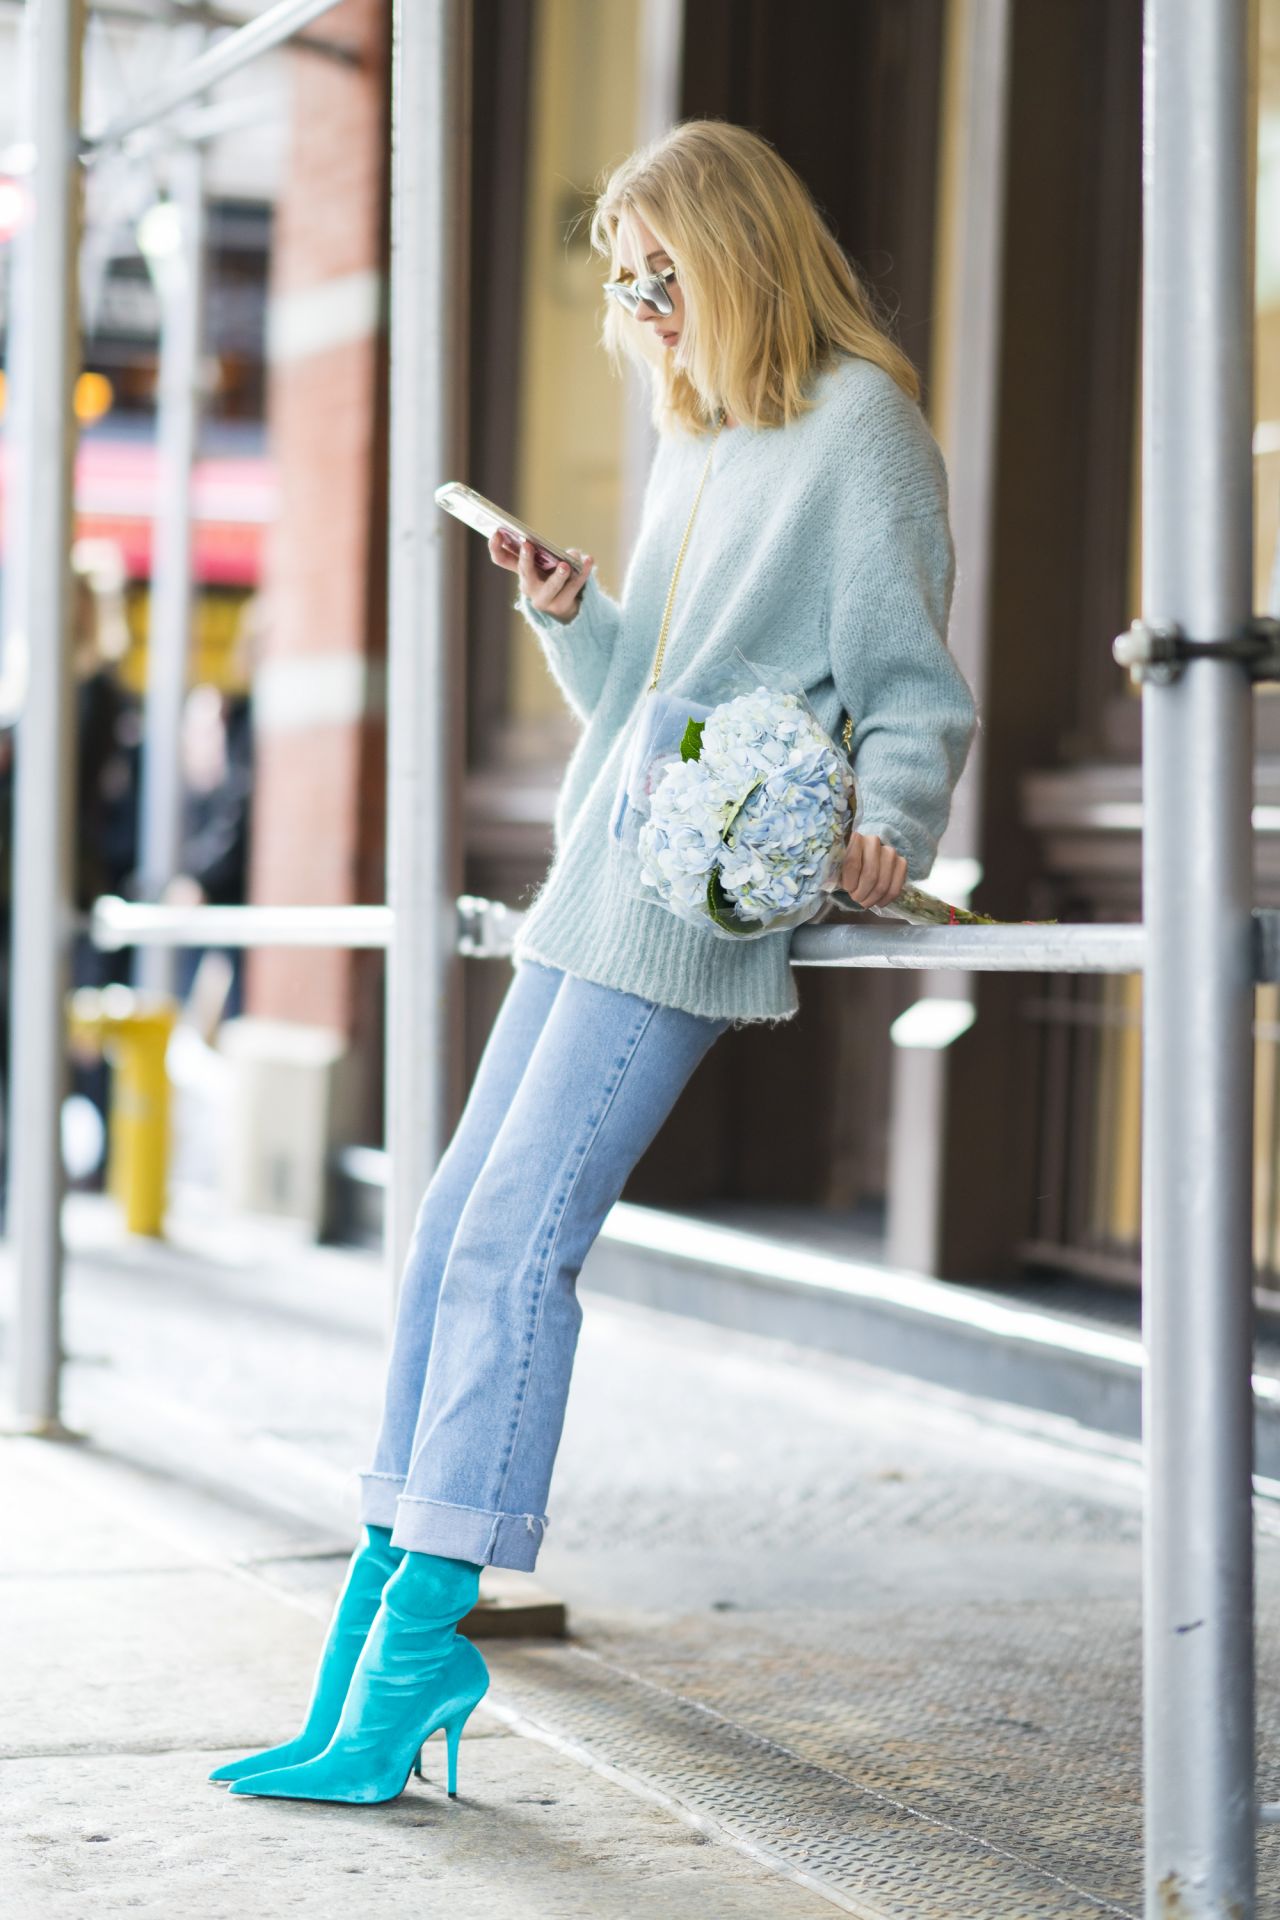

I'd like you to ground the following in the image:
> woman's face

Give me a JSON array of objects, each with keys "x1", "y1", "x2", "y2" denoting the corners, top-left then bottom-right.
[{"x1": 619, "y1": 215, "x2": 685, "y2": 355}]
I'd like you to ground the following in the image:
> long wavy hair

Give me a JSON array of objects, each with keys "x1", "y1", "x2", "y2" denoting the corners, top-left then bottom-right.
[{"x1": 585, "y1": 118, "x2": 922, "y2": 438}]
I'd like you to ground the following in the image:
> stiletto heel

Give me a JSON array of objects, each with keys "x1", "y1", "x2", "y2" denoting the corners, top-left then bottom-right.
[
  {"x1": 411, "y1": 1745, "x2": 424, "y2": 1780},
  {"x1": 445, "y1": 1717, "x2": 464, "y2": 1797}
]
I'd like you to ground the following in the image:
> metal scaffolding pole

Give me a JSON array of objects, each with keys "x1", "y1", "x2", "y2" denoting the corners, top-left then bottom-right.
[
  {"x1": 383, "y1": 0, "x2": 469, "y2": 1304},
  {"x1": 1141, "y1": 0, "x2": 1257, "y2": 1910},
  {"x1": 0, "y1": 19, "x2": 36, "y2": 729},
  {"x1": 3, "y1": 0, "x2": 85, "y2": 1431},
  {"x1": 79, "y1": 0, "x2": 346, "y2": 154},
  {"x1": 136, "y1": 140, "x2": 206, "y2": 995}
]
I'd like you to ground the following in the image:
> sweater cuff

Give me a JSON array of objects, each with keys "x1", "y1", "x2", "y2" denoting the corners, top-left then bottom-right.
[
  {"x1": 513, "y1": 567, "x2": 609, "y2": 642},
  {"x1": 849, "y1": 805, "x2": 936, "y2": 884},
  {"x1": 512, "y1": 570, "x2": 620, "y2": 722}
]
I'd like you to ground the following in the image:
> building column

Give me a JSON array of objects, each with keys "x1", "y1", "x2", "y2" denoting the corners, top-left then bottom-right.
[{"x1": 245, "y1": 0, "x2": 391, "y2": 1129}]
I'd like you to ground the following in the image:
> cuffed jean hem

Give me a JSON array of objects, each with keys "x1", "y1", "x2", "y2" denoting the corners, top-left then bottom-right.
[{"x1": 356, "y1": 1472, "x2": 549, "y2": 1572}]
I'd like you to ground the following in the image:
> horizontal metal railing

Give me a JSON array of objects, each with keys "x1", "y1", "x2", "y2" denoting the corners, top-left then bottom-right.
[
  {"x1": 90, "y1": 898, "x2": 395, "y2": 952},
  {"x1": 87, "y1": 893, "x2": 1280, "y2": 983}
]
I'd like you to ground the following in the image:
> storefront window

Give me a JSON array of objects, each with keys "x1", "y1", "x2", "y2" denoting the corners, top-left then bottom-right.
[{"x1": 507, "y1": 0, "x2": 643, "y2": 749}]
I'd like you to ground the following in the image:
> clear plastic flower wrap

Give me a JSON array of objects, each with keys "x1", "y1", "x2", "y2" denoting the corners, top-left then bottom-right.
[{"x1": 608, "y1": 647, "x2": 855, "y2": 940}]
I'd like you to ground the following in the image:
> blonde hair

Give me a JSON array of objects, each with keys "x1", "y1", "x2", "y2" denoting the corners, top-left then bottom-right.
[{"x1": 586, "y1": 118, "x2": 922, "y2": 438}]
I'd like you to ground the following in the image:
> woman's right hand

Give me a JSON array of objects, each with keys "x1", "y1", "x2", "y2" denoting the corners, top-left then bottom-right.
[{"x1": 489, "y1": 527, "x2": 594, "y2": 625}]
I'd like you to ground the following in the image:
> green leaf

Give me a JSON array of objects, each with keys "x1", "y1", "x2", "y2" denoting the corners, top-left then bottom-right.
[
  {"x1": 706, "y1": 868, "x2": 766, "y2": 936},
  {"x1": 721, "y1": 774, "x2": 764, "y2": 839},
  {"x1": 679, "y1": 717, "x2": 705, "y2": 761}
]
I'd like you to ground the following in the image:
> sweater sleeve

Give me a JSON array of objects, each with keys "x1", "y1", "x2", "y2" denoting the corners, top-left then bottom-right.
[
  {"x1": 512, "y1": 569, "x2": 624, "y2": 724},
  {"x1": 827, "y1": 509, "x2": 978, "y2": 883}
]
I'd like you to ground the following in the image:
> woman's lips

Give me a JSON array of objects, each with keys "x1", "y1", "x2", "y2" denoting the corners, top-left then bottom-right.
[{"x1": 660, "y1": 331, "x2": 678, "y2": 344}]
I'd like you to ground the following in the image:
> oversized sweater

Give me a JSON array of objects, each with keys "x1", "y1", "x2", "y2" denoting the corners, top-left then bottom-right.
[{"x1": 510, "y1": 351, "x2": 979, "y2": 1026}]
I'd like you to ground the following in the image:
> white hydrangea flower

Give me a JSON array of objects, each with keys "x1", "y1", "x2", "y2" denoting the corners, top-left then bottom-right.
[
  {"x1": 636, "y1": 756, "x2": 737, "y2": 917},
  {"x1": 698, "y1": 686, "x2": 829, "y2": 787}
]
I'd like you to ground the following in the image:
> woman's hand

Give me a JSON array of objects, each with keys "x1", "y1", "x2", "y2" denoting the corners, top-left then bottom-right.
[
  {"x1": 839, "y1": 830, "x2": 908, "y2": 908},
  {"x1": 489, "y1": 528, "x2": 595, "y2": 626}
]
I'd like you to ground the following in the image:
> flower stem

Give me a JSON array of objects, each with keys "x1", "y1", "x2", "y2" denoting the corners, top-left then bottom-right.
[{"x1": 830, "y1": 885, "x2": 1057, "y2": 928}]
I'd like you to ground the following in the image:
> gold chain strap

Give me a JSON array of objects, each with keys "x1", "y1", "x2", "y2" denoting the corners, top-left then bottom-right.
[
  {"x1": 646, "y1": 408, "x2": 727, "y2": 692},
  {"x1": 644, "y1": 404, "x2": 856, "y2": 758}
]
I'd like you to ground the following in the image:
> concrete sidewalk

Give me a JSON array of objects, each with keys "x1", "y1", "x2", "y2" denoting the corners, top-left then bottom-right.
[
  {"x1": 4, "y1": 1189, "x2": 1280, "y2": 1917},
  {"x1": 0, "y1": 1437, "x2": 831, "y2": 1920}
]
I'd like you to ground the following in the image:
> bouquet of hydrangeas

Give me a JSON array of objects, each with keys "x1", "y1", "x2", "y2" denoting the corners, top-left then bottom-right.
[
  {"x1": 632, "y1": 685, "x2": 851, "y2": 937},
  {"x1": 609, "y1": 651, "x2": 1040, "y2": 938}
]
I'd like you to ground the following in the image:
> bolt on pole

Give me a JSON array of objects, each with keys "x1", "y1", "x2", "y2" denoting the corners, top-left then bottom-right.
[
  {"x1": 4, "y1": 0, "x2": 85, "y2": 1432},
  {"x1": 1141, "y1": 0, "x2": 1258, "y2": 1912}
]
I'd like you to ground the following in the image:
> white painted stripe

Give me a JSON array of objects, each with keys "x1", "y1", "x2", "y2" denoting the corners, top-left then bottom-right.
[
  {"x1": 313, "y1": 1165, "x2": 1280, "y2": 1404},
  {"x1": 252, "y1": 652, "x2": 385, "y2": 731},
  {"x1": 603, "y1": 1201, "x2": 1146, "y2": 1368},
  {"x1": 265, "y1": 267, "x2": 385, "y2": 365},
  {"x1": 602, "y1": 1202, "x2": 1280, "y2": 1406}
]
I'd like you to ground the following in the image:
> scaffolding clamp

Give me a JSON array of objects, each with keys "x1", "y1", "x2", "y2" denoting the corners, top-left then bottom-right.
[
  {"x1": 456, "y1": 893, "x2": 521, "y2": 959},
  {"x1": 1112, "y1": 615, "x2": 1280, "y2": 686}
]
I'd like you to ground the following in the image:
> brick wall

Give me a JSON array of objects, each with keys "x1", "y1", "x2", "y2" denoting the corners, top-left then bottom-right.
[{"x1": 245, "y1": 0, "x2": 390, "y2": 1127}]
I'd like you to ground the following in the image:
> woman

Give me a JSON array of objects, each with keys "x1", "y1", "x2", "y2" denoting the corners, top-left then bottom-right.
[{"x1": 211, "y1": 118, "x2": 978, "y2": 1807}]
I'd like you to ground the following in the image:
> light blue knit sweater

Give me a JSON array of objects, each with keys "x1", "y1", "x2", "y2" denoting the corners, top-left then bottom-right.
[{"x1": 511, "y1": 352, "x2": 978, "y2": 1026}]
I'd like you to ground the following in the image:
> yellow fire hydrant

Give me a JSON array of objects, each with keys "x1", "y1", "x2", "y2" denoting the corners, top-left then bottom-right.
[{"x1": 68, "y1": 985, "x2": 178, "y2": 1237}]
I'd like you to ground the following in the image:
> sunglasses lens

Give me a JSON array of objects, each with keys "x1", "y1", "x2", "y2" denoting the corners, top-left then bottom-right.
[
  {"x1": 637, "y1": 276, "x2": 672, "y2": 314},
  {"x1": 604, "y1": 273, "x2": 672, "y2": 315}
]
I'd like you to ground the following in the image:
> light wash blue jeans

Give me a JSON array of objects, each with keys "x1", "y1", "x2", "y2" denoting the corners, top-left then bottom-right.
[{"x1": 357, "y1": 957, "x2": 729, "y2": 1571}]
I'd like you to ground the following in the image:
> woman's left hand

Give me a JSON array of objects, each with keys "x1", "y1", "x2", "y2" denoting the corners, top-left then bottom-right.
[{"x1": 839, "y1": 831, "x2": 908, "y2": 908}]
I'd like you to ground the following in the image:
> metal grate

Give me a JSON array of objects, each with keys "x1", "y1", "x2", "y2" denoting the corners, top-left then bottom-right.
[{"x1": 486, "y1": 1588, "x2": 1280, "y2": 1920}]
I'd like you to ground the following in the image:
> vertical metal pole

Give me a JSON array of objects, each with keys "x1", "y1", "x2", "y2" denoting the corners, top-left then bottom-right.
[
  {"x1": 4, "y1": 0, "x2": 84, "y2": 1431},
  {"x1": 136, "y1": 141, "x2": 206, "y2": 996},
  {"x1": 384, "y1": 0, "x2": 469, "y2": 1302},
  {"x1": 886, "y1": 0, "x2": 1011, "y2": 1276},
  {"x1": 0, "y1": 12, "x2": 37, "y2": 729},
  {"x1": 620, "y1": 0, "x2": 684, "y2": 550},
  {"x1": 1142, "y1": 0, "x2": 1256, "y2": 1911}
]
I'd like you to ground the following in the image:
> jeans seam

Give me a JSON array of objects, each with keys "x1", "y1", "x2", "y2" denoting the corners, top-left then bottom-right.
[
  {"x1": 489, "y1": 995, "x2": 660, "y2": 1520},
  {"x1": 395, "y1": 1493, "x2": 546, "y2": 1522}
]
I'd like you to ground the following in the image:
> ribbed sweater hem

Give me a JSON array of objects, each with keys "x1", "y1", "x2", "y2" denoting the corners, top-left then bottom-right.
[{"x1": 511, "y1": 874, "x2": 800, "y2": 1027}]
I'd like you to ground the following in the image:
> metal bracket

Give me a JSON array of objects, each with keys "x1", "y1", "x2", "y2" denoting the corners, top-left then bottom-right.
[
  {"x1": 1112, "y1": 615, "x2": 1280, "y2": 686},
  {"x1": 456, "y1": 893, "x2": 520, "y2": 959}
]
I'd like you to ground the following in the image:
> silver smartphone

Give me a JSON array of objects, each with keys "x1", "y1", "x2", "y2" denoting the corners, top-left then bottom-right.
[{"x1": 434, "y1": 482, "x2": 584, "y2": 577}]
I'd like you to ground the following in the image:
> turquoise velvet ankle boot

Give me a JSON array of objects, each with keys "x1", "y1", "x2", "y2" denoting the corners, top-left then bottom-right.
[
  {"x1": 228, "y1": 1549, "x2": 488, "y2": 1804},
  {"x1": 208, "y1": 1523, "x2": 405, "y2": 1785}
]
